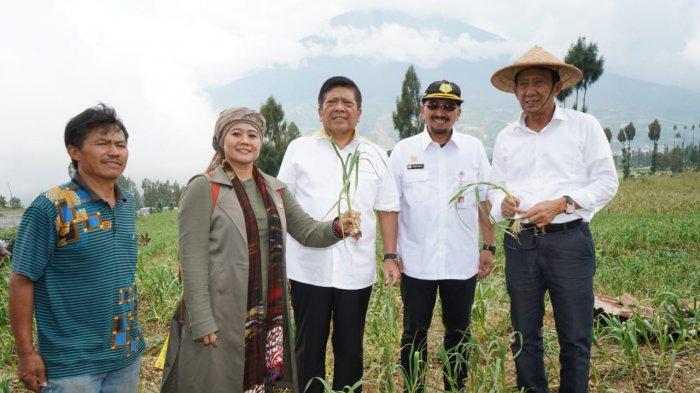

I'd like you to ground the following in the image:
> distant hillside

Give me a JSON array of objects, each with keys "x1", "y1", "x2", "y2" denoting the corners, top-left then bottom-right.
[{"x1": 209, "y1": 10, "x2": 700, "y2": 153}]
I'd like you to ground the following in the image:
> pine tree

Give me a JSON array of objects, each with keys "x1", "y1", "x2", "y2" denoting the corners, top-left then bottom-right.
[
  {"x1": 257, "y1": 96, "x2": 299, "y2": 176},
  {"x1": 562, "y1": 37, "x2": 605, "y2": 112},
  {"x1": 647, "y1": 119, "x2": 661, "y2": 173},
  {"x1": 622, "y1": 122, "x2": 636, "y2": 178},
  {"x1": 617, "y1": 128, "x2": 629, "y2": 179},
  {"x1": 393, "y1": 65, "x2": 424, "y2": 139}
]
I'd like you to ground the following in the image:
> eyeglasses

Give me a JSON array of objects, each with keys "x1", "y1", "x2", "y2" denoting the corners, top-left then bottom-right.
[{"x1": 423, "y1": 100, "x2": 460, "y2": 112}]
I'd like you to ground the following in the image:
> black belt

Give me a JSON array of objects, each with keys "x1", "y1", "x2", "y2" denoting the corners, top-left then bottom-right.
[{"x1": 520, "y1": 218, "x2": 583, "y2": 234}]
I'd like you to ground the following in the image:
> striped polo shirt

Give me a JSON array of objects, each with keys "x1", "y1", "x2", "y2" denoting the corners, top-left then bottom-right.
[{"x1": 11, "y1": 176, "x2": 144, "y2": 379}]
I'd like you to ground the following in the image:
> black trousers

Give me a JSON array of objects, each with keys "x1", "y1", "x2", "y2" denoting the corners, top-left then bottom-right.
[
  {"x1": 504, "y1": 223, "x2": 596, "y2": 393},
  {"x1": 400, "y1": 273, "x2": 477, "y2": 392},
  {"x1": 289, "y1": 280, "x2": 372, "y2": 393}
]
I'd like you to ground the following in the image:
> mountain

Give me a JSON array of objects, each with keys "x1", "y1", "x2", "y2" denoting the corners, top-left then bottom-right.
[{"x1": 209, "y1": 10, "x2": 700, "y2": 152}]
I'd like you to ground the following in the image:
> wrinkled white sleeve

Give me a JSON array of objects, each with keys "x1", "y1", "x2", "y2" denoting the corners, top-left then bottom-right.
[
  {"x1": 488, "y1": 132, "x2": 508, "y2": 222},
  {"x1": 277, "y1": 139, "x2": 298, "y2": 195},
  {"x1": 388, "y1": 143, "x2": 404, "y2": 202},
  {"x1": 375, "y1": 149, "x2": 400, "y2": 212},
  {"x1": 568, "y1": 117, "x2": 619, "y2": 213},
  {"x1": 476, "y1": 141, "x2": 491, "y2": 200}
]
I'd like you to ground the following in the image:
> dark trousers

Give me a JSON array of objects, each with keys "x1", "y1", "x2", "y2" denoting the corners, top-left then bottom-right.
[
  {"x1": 504, "y1": 223, "x2": 596, "y2": 393},
  {"x1": 400, "y1": 273, "x2": 477, "y2": 392},
  {"x1": 289, "y1": 280, "x2": 372, "y2": 393}
]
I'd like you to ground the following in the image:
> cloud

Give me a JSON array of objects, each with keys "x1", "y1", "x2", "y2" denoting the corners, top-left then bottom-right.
[
  {"x1": 680, "y1": 28, "x2": 700, "y2": 64},
  {"x1": 0, "y1": 1, "x2": 340, "y2": 204},
  {"x1": 305, "y1": 23, "x2": 513, "y2": 68},
  {"x1": 1, "y1": 0, "x2": 698, "y2": 205}
]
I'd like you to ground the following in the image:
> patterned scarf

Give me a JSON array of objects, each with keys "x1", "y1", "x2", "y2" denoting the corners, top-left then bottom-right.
[{"x1": 221, "y1": 162, "x2": 285, "y2": 392}]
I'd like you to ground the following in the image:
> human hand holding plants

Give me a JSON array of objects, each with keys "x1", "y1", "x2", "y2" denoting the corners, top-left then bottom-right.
[
  {"x1": 522, "y1": 198, "x2": 566, "y2": 227},
  {"x1": 500, "y1": 195, "x2": 522, "y2": 218},
  {"x1": 339, "y1": 211, "x2": 362, "y2": 239}
]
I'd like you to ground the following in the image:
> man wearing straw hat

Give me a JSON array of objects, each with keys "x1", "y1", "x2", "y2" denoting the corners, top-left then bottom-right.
[{"x1": 488, "y1": 46, "x2": 618, "y2": 392}]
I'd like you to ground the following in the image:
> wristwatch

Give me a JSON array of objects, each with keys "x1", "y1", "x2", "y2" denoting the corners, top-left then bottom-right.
[
  {"x1": 383, "y1": 253, "x2": 399, "y2": 266},
  {"x1": 563, "y1": 195, "x2": 575, "y2": 214},
  {"x1": 481, "y1": 244, "x2": 496, "y2": 255}
]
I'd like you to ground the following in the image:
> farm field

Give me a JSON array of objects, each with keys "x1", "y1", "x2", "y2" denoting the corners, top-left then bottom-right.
[
  {"x1": 1, "y1": 172, "x2": 699, "y2": 392},
  {"x1": 0, "y1": 208, "x2": 24, "y2": 231}
]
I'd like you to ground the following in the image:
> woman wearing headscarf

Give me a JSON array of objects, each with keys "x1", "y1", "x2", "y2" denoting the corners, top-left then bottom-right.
[{"x1": 160, "y1": 107, "x2": 359, "y2": 393}]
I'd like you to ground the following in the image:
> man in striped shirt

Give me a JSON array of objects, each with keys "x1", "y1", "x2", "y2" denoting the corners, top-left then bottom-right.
[{"x1": 9, "y1": 104, "x2": 144, "y2": 393}]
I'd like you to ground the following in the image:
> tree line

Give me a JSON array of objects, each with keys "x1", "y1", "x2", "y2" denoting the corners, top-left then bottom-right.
[
  {"x1": 614, "y1": 120, "x2": 700, "y2": 178},
  {"x1": 0, "y1": 195, "x2": 22, "y2": 209}
]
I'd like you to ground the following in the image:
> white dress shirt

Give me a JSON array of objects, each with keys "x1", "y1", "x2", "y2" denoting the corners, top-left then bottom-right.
[
  {"x1": 277, "y1": 131, "x2": 400, "y2": 290},
  {"x1": 488, "y1": 105, "x2": 618, "y2": 223},
  {"x1": 389, "y1": 130, "x2": 491, "y2": 280}
]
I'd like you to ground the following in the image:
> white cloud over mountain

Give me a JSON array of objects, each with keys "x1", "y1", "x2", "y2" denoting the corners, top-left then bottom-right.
[{"x1": 1, "y1": 1, "x2": 698, "y2": 204}]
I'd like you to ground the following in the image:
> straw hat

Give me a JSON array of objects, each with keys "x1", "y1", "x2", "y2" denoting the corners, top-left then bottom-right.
[{"x1": 491, "y1": 46, "x2": 583, "y2": 93}]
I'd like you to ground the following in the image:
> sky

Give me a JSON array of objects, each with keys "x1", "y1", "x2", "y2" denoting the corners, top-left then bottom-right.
[{"x1": 1, "y1": 0, "x2": 699, "y2": 204}]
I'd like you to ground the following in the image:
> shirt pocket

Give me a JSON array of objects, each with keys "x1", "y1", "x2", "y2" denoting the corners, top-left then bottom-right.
[
  {"x1": 353, "y1": 172, "x2": 379, "y2": 209},
  {"x1": 402, "y1": 171, "x2": 429, "y2": 204}
]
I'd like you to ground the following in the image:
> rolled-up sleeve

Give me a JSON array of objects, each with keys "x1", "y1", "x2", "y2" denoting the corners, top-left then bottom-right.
[
  {"x1": 374, "y1": 149, "x2": 400, "y2": 212},
  {"x1": 178, "y1": 176, "x2": 217, "y2": 339},
  {"x1": 388, "y1": 143, "x2": 404, "y2": 202}
]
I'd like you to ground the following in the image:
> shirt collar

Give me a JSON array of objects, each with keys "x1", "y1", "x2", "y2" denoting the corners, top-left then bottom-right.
[
  {"x1": 518, "y1": 103, "x2": 569, "y2": 131},
  {"x1": 210, "y1": 164, "x2": 233, "y2": 186},
  {"x1": 314, "y1": 128, "x2": 362, "y2": 150},
  {"x1": 418, "y1": 128, "x2": 461, "y2": 151},
  {"x1": 315, "y1": 128, "x2": 357, "y2": 140},
  {"x1": 72, "y1": 173, "x2": 126, "y2": 203}
]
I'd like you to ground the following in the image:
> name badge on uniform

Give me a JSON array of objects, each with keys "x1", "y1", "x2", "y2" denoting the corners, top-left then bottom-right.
[
  {"x1": 456, "y1": 170, "x2": 469, "y2": 209},
  {"x1": 407, "y1": 155, "x2": 424, "y2": 170},
  {"x1": 456, "y1": 195, "x2": 468, "y2": 209}
]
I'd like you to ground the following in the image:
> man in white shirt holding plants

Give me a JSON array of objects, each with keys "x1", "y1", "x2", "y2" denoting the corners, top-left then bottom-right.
[
  {"x1": 488, "y1": 46, "x2": 618, "y2": 393},
  {"x1": 277, "y1": 76, "x2": 400, "y2": 393},
  {"x1": 389, "y1": 80, "x2": 496, "y2": 392}
]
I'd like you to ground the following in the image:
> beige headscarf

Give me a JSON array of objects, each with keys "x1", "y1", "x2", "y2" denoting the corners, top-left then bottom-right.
[{"x1": 207, "y1": 107, "x2": 267, "y2": 171}]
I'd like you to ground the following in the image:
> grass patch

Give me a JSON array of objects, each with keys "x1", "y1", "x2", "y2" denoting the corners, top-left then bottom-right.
[{"x1": 0, "y1": 172, "x2": 698, "y2": 392}]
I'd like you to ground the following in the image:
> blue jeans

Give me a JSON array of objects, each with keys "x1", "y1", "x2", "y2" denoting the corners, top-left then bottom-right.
[
  {"x1": 504, "y1": 223, "x2": 595, "y2": 393},
  {"x1": 42, "y1": 357, "x2": 140, "y2": 393}
]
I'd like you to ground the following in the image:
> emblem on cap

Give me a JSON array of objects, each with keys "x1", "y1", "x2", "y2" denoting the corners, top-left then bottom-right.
[
  {"x1": 423, "y1": 80, "x2": 463, "y2": 103},
  {"x1": 439, "y1": 83, "x2": 453, "y2": 94}
]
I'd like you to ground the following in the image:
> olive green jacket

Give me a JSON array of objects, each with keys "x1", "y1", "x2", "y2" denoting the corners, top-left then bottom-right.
[{"x1": 161, "y1": 166, "x2": 339, "y2": 393}]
